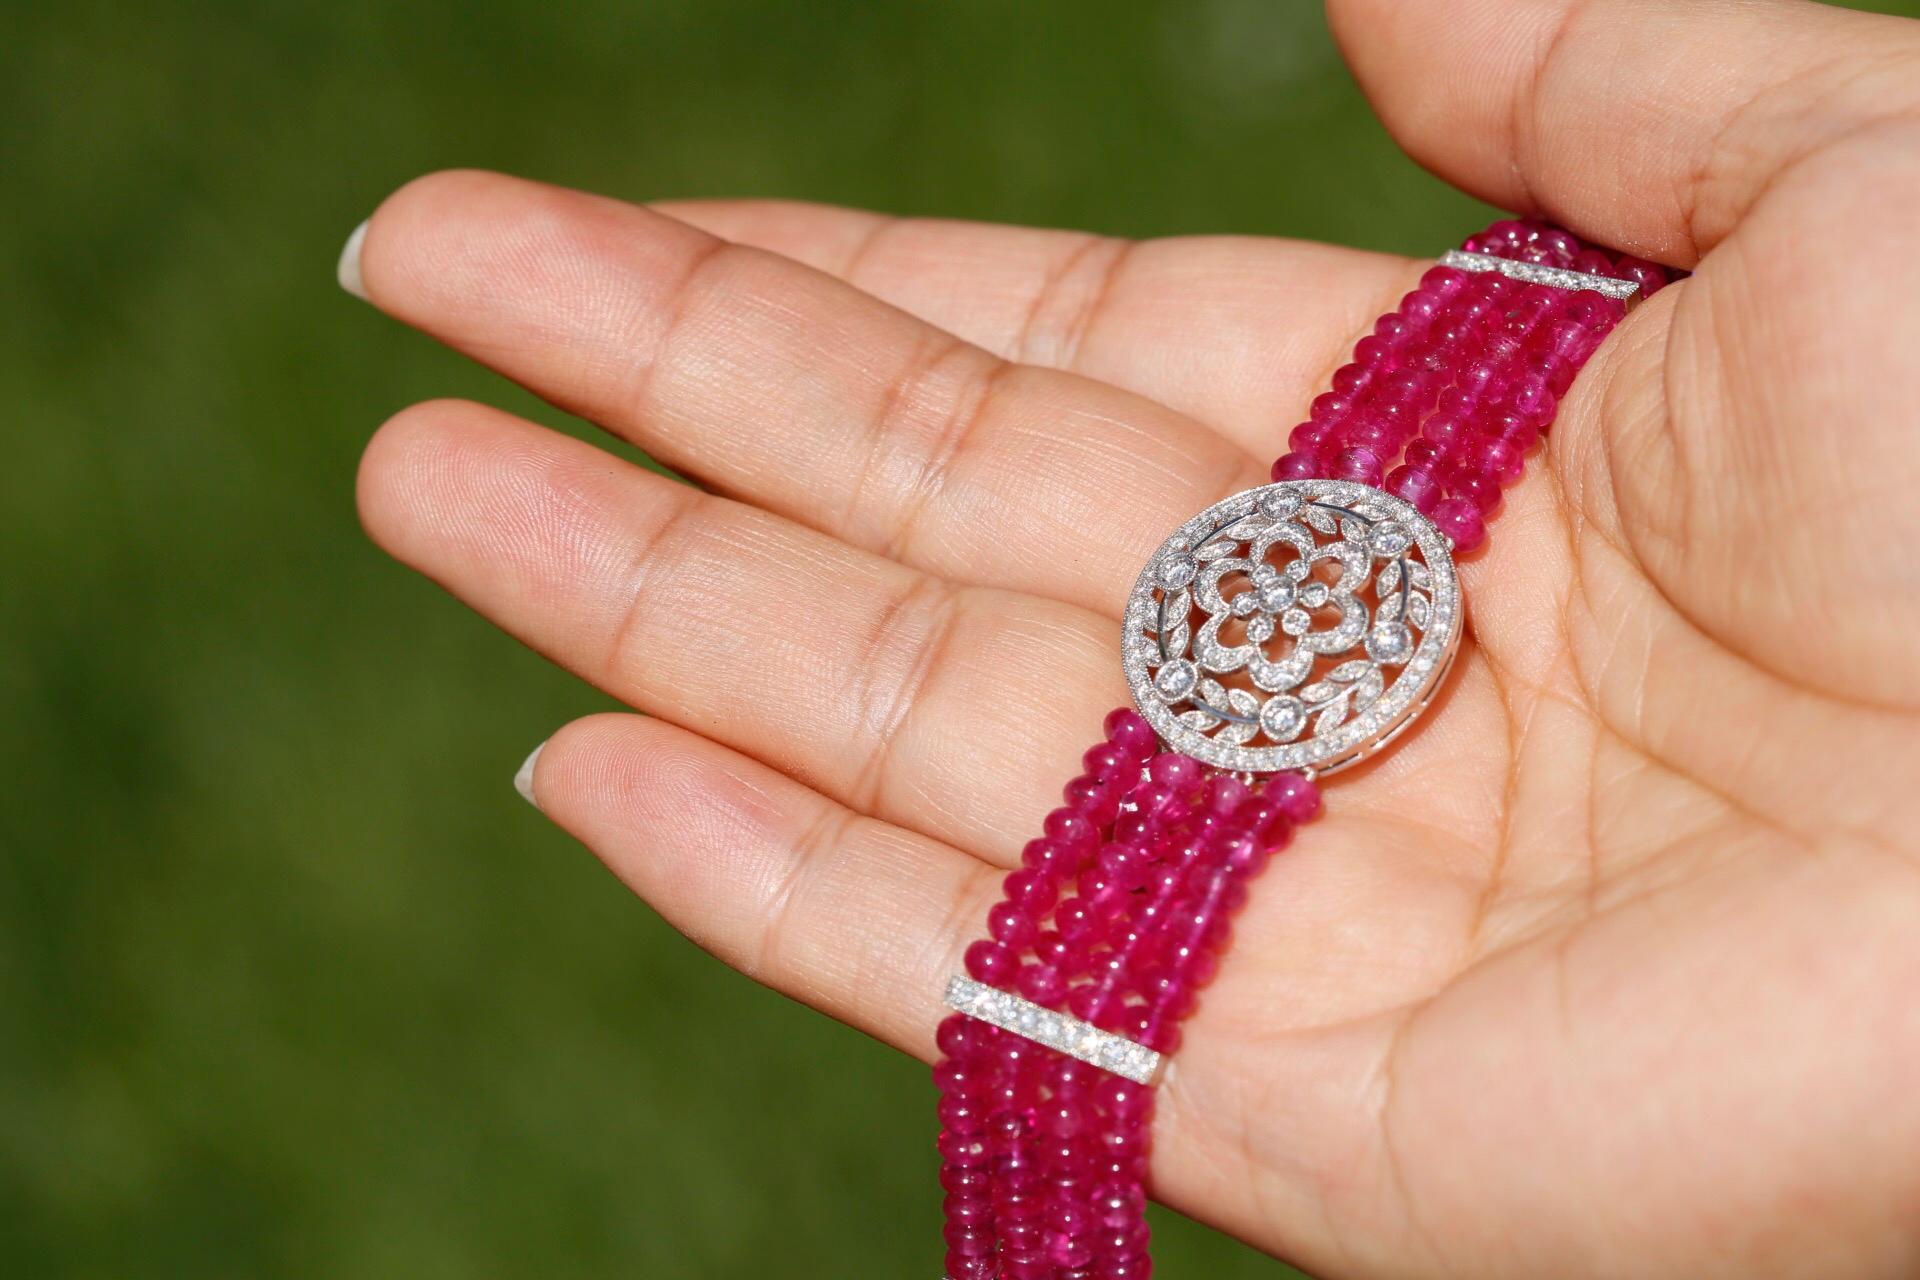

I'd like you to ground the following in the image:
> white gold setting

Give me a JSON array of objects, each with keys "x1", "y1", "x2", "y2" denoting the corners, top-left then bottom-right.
[
  {"x1": 1439, "y1": 248, "x2": 1639, "y2": 301},
  {"x1": 944, "y1": 976, "x2": 1163, "y2": 1086},
  {"x1": 1122, "y1": 480, "x2": 1463, "y2": 776}
]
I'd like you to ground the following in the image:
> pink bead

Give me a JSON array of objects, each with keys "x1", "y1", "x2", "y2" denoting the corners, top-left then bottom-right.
[
  {"x1": 939, "y1": 1091, "x2": 989, "y2": 1133},
  {"x1": 1094, "y1": 1076, "x2": 1151, "y2": 1119},
  {"x1": 1269, "y1": 772, "x2": 1321, "y2": 823},
  {"x1": 1616, "y1": 255, "x2": 1666, "y2": 295},
  {"x1": 1147, "y1": 752, "x2": 1203, "y2": 795},
  {"x1": 1385, "y1": 464, "x2": 1441, "y2": 513},
  {"x1": 1450, "y1": 469, "x2": 1502, "y2": 515},
  {"x1": 1372, "y1": 314, "x2": 1415, "y2": 346},
  {"x1": 1330, "y1": 362, "x2": 1371, "y2": 396},
  {"x1": 1049, "y1": 1235, "x2": 1095, "y2": 1269},
  {"x1": 1044, "y1": 808, "x2": 1097, "y2": 854},
  {"x1": 1480, "y1": 437, "x2": 1526, "y2": 485},
  {"x1": 1431, "y1": 496, "x2": 1486, "y2": 551},
  {"x1": 1081, "y1": 742, "x2": 1135, "y2": 784},
  {"x1": 1064, "y1": 774, "x2": 1119, "y2": 824},
  {"x1": 1030, "y1": 930, "x2": 1073, "y2": 968},
  {"x1": 1271, "y1": 451, "x2": 1318, "y2": 481},
  {"x1": 938, "y1": 1128, "x2": 991, "y2": 1165},
  {"x1": 937, "y1": 1013, "x2": 990, "y2": 1060},
  {"x1": 1201, "y1": 773, "x2": 1248, "y2": 814},
  {"x1": 1399, "y1": 289, "x2": 1443, "y2": 325},
  {"x1": 1309, "y1": 392, "x2": 1352, "y2": 423},
  {"x1": 946, "y1": 1254, "x2": 996, "y2": 1280},
  {"x1": 1538, "y1": 229, "x2": 1578, "y2": 263},
  {"x1": 1331, "y1": 446, "x2": 1384, "y2": 487},
  {"x1": 1022, "y1": 837, "x2": 1075, "y2": 875},
  {"x1": 1288, "y1": 420, "x2": 1330, "y2": 454},
  {"x1": 1572, "y1": 248, "x2": 1614, "y2": 276},
  {"x1": 965, "y1": 939, "x2": 1017, "y2": 985},
  {"x1": 940, "y1": 1163, "x2": 991, "y2": 1196},
  {"x1": 1568, "y1": 291, "x2": 1621, "y2": 328},
  {"x1": 1017, "y1": 962, "x2": 1067, "y2": 1005},
  {"x1": 1103, "y1": 708, "x2": 1157, "y2": 759},
  {"x1": 1420, "y1": 264, "x2": 1469, "y2": 296},
  {"x1": 1352, "y1": 334, "x2": 1401, "y2": 370},
  {"x1": 988, "y1": 899, "x2": 1039, "y2": 948},
  {"x1": 1004, "y1": 868, "x2": 1058, "y2": 913}
]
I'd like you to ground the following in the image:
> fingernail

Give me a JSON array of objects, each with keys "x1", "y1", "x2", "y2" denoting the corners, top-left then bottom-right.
[
  {"x1": 513, "y1": 740, "x2": 547, "y2": 809},
  {"x1": 337, "y1": 219, "x2": 370, "y2": 300}
]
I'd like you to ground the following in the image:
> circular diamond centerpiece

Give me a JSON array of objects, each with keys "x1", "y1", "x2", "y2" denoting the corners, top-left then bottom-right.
[{"x1": 1121, "y1": 479, "x2": 1464, "y2": 776}]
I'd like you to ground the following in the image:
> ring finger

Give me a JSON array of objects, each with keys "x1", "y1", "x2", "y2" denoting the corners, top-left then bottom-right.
[{"x1": 357, "y1": 398, "x2": 1124, "y2": 865}]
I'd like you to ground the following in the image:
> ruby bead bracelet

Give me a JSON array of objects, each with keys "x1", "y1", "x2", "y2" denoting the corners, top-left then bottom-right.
[{"x1": 930, "y1": 219, "x2": 1671, "y2": 1279}]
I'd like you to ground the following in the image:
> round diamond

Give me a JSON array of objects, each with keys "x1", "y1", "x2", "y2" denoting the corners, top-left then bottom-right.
[
  {"x1": 1259, "y1": 695, "x2": 1307, "y2": 743},
  {"x1": 1258, "y1": 491, "x2": 1302, "y2": 520},
  {"x1": 1154, "y1": 659, "x2": 1197, "y2": 701},
  {"x1": 1368, "y1": 521, "x2": 1412, "y2": 557},
  {"x1": 1366, "y1": 624, "x2": 1413, "y2": 665}
]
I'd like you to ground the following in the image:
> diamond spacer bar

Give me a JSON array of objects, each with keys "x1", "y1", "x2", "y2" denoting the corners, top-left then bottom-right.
[
  {"x1": 1438, "y1": 249, "x2": 1639, "y2": 302},
  {"x1": 944, "y1": 975, "x2": 1164, "y2": 1087}
]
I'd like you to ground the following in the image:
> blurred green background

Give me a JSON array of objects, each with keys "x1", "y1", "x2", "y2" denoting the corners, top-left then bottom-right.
[{"x1": 4, "y1": 2, "x2": 1915, "y2": 1276}]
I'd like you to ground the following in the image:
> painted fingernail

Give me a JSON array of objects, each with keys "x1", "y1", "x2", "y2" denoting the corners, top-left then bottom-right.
[
  {"x1": 337, "y1": 219, "x2": 370, "y2": 300},
  {"x1": 513, "y1": 740, "x2": 547, "y2": 809}
]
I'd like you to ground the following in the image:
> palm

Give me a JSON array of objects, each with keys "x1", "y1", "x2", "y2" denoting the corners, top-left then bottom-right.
[{"x1": 351, "y1": 1, "x2": 1920, "y2": 1275}]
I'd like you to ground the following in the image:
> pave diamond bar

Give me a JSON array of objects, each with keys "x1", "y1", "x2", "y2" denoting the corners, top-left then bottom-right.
[
  {"x1": 1438, "y1": 249, "x2": 1639, "y2": 302},
  {"x1": 944, "y1": 975, "x2": 1164, "y2": 1086}
]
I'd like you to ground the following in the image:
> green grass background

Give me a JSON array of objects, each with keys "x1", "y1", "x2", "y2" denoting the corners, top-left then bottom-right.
[{"x1": 4, "y1": 2, "x2": 1914, "y2": 1275}]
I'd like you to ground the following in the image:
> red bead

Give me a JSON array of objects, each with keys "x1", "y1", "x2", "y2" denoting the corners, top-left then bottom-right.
[
  {"x1": 1288, "y1": 420, "x2": 1331, "y2": 454},
  {"x1": 1103, "y1": 708, "x2": 1157, "y2": 759},
  {"x1": 1309, "y1": 391, "x2": 1352, "y2": 423},
  {"x1": 1146, "y1": 752, "x2": 1202, "y2": 795},
  {"x1": 1450, "y1": 469, "x2": 1502, "y2": 515},
  {"x1": 937, "y1": 1013, "x2": 990, "y2": 1060},
  {"x1": 1269, "y1": 772, "x2": 1321, "y2": 823},
  {"x1": 1004, "y1": 868, "x2": 1058, "y2": 913},
  {"x1": 1017, "y1": 962, "x2": 1067, "y2": 1005},
  {"x1": 989, "y1": 900, "x2": 1039, "y2": 948},
  {"x1": 1045, "y1": 808, "x2": 1098, "y2": 853},
  {"x1": 938, "y1": 1128, "x2": 991, "y2": 1165},
  {"x1": 1431, "y1": 496, "x2": 1486, "y2": 552},
  {"x1": 1082, "y1": 742, "x2": 1134, "y2": 783},
  {"x1": 965, "y1": 939, "x2": 1017, "y2": 985},
  {"x1": 1332, "y1": 446, "x2": 1384, "y2": 487},
  {"x1": 1271, "y1": 451, "x2": 1318, "y2": 481},
  {"x1": 940, "y1": 1162, "x2": 991, "y2": 1195},
  {"x1": 1385, "y1": 464, "x2": 1441, "y2": 513}
]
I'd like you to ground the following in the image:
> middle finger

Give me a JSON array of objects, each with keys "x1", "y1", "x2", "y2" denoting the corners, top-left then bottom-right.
[{"x1": 350, "y1": 169, "x2": 1265, "y2": 619}]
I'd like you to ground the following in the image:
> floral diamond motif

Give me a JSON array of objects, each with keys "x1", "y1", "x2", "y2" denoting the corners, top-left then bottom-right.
[{"x1": 1121, "y1": 480, "x2": 1463, "y2": 776}]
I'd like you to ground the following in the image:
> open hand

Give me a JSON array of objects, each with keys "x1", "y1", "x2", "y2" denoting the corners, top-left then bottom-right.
[{"x1": 351, "y1": 1, "x2": 1920, "y2": 1274}]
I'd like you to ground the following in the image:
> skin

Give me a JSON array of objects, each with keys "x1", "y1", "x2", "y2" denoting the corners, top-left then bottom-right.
[{"x1": 349, "y1": 1, "x2": 1920, "y2": 1275}]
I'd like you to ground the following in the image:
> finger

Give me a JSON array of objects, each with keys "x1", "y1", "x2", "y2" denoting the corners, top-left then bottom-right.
[
  {"x1": 654, "y1": 197, "x2": 1422, "y2": 456},
  {"x1": 527, "y1": 711, "x2": 992, "y2": 1060},
  {"x1": 352, "y1": 170, "x2": 1263, "y2": 618},
  {"x1": 357, "y1": 399, "x2": 1125, "y2": 865},
  {"x1": 1326, "y1": 0, "x2": 1920, "y2": 263}
]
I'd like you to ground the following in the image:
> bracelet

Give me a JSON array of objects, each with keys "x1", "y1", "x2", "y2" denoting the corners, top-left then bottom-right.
[{"x1": 930, "y1": 219, "x2": 1673, "y2": 1279}]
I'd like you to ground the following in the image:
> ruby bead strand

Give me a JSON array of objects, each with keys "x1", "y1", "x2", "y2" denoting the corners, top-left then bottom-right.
[{"x1": 934, "y1": 221, "x2": 1663, "y2": 1278}]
